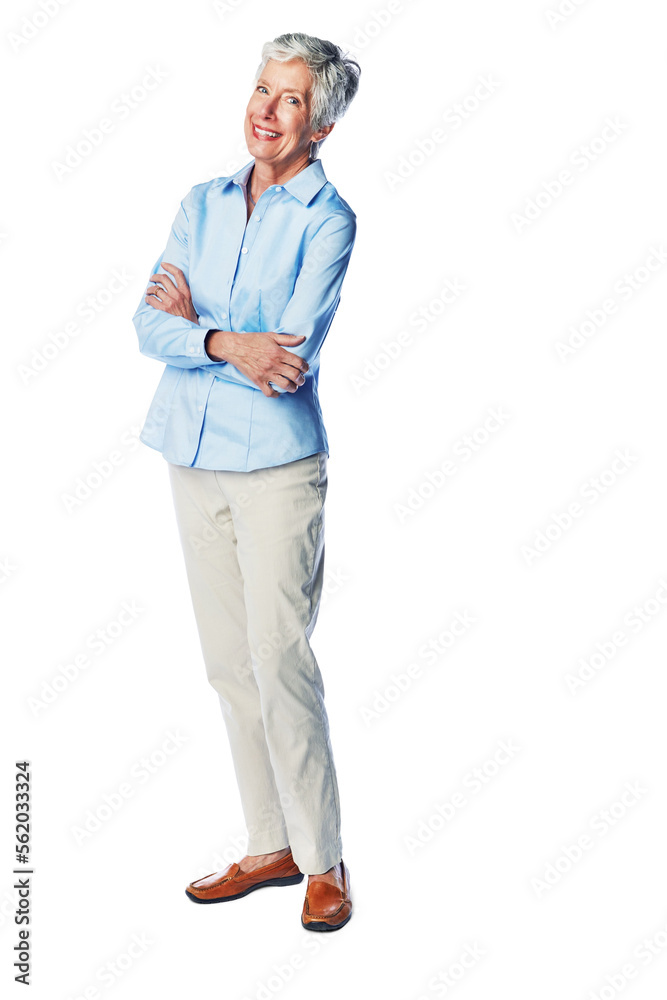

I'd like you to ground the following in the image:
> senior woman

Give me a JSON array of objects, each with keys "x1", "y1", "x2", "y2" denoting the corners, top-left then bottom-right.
[{"x1": 132, "y1": 33, "x2": 360, "y2": 931}]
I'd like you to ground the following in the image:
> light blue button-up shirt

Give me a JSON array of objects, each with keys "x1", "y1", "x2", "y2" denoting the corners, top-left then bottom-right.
[{"x1": 132, "y1": 157, "x2": 357, "y2": 471}]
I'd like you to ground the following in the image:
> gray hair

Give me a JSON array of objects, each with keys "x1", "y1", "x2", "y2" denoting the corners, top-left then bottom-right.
[{"x1": 253, "y1": 32, "x2": 361, "y2": 159}]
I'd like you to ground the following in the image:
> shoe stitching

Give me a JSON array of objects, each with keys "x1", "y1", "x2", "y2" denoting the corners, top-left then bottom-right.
[
  {"x1": 190, "y1": 873, "x2": 236, "y2": 891},
  {"x1": 305, "y1": 898, "x2": 346, "y2": 918},
  {"x1": 191, "y1": 873, "x2": 297, "y2": 895},
  {"x1": 190, "y1": 858, "x2": 297, "y2": 893},
  {"x1": 304, "y1": 886, "x2": 348, "y2": 917}
]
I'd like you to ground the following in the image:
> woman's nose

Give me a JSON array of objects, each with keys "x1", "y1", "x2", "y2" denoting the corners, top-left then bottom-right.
[{"x1": 257, "y1": 97, "x2": 278, "y2": 118}]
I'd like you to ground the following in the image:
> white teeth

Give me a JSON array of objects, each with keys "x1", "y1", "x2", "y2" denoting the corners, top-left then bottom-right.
[{"x1": 255, "y1": 126, "x2": 280, "y2": 138}]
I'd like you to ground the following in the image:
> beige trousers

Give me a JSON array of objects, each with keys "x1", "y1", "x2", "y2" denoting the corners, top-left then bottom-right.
[{"x1": 167, "y1": 451, "x2": 342, "y2": 875}]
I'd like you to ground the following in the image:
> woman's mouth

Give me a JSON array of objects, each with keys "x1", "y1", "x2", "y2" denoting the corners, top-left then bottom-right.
[{"x1": 252, "y1": 123, "x2": 282, "y2": 141}]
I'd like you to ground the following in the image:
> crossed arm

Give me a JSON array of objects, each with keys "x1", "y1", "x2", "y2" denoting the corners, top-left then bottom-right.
[
  {"x1": 145, "y1": 262, "x2": 308, "y2": 398},
  {"x1": 132, "y1": 189, "x2": 356, "y2": 398}
]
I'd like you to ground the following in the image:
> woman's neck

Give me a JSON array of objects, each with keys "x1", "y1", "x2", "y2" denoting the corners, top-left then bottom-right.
[{"x1": 249, "y1": 154, "x2": 314, "y2": 202}]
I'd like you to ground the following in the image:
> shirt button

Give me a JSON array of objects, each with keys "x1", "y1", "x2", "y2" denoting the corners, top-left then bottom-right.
[
  {"x1": 275, "y1": 186, "x2": 282, "y2": 192},
  {"x1": 241, "y1": 247, "x2": 248, "y2": 254},
  {"x1": 188, "y1": 346, "x2": 194, "y2": 353},
  {"x1": 221, "y1": 313, "x2": 227, "y2": 319},
  {"x1": 198, "y1": 405, "x2": 203, "y2": 412}
]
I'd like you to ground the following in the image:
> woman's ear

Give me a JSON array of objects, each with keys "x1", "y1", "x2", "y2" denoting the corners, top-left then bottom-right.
[{"x1": 312, "y1": 122, "x2": 335, "y2": 143}]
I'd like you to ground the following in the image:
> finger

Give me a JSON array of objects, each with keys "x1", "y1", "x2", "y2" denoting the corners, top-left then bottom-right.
[
  {"x1": 272, "y1": 333, "x2": 306, "y2": 343},
  {"x1": 273, "y1": 353, "x2": 308, "y2": 374},
  {"x1": 160, "y1": 261, "x2": 187, "y2": 290},
  {"x1": 270, "y1": 371, "x2": 302, "y2": 392},
  {"x1": 280, "y1": 360, "x2": 308, "y2": 378},
  {"x1": 147, "y1": 278, "x2": 174, "y2": 300},
  {"x1": 145, "y1": 295, "x2": 167, "y2": 311},
  {"x1": 286, "y1": 369, "x2": 306, "y2": 384},
  {"x1": 149, "y1": 270, "x2": 178, "y2": 291}
]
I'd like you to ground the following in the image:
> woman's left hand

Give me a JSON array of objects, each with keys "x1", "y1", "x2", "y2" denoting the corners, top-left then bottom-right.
[{"x1": 145, "y1": 262, "x2": 199, "y2": 323}]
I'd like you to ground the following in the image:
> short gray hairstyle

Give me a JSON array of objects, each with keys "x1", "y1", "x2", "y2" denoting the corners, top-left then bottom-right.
[{"x1": 253, "y1": 32, "x2": 361, "y2": 159}]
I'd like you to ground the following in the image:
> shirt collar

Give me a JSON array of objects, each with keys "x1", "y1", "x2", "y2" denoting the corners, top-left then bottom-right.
[{"x1": 225, "y1": 157, "x2": 328, "y2": 207}]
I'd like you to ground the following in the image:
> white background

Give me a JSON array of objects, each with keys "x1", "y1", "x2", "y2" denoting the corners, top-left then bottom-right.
[{"x1": 3, "y1": 0, "x2": 667, "y2": 997}]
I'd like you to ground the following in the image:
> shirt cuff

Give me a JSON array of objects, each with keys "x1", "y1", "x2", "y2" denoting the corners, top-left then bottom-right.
[{"x1": 184, "y1": 323, "x2": 209, "y2": 359}]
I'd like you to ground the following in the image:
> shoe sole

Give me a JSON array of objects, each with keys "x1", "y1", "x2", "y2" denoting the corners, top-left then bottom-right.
[
  {"x1": 186, "y1": 873, "x2": 304, "y2": 904},
  {"x1": 301, "y1": 910, "x2": 352, "y2": 931}
]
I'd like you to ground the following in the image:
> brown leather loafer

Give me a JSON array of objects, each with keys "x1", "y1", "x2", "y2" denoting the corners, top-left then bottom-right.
[
  {"x1": 301, "y1": 860, "x2": 352, "y2": 931},
  {"x1": 186, "y1": 850, "x2": 303, "y2": 903}
]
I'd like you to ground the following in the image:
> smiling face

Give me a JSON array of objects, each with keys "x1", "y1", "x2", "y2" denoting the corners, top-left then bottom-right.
[{"x1": 244, "y1": 57, "x2": 333, "y2": 170}]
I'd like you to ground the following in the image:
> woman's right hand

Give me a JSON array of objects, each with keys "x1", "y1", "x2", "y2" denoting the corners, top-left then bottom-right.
[{"x1": 204, "y1": 330, "x2": 309, "y2": 397}]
